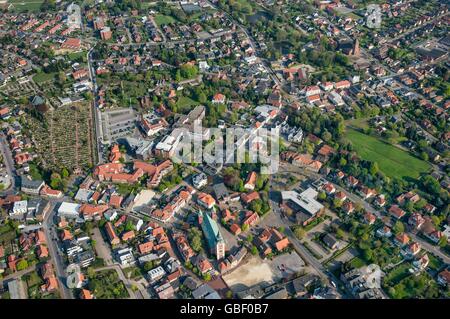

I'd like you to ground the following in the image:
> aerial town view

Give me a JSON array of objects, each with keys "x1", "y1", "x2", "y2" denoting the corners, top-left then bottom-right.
[{"x1": 0, "y1": 0, "x2": 449, "y2": 305}]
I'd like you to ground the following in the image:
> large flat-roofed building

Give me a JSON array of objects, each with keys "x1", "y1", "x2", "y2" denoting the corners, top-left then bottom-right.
[
  {"x1": 154, "y1": 129, "x2": 183, "y2": 158},
  {"x1": 58, "y1": 202, "x2": 81, "y2": 219},
  {"x1": 173, "y1": 105, "x2": 210, "y2": 141},
  {"x1": 281, "y1": 188, "x2": 324, "y2": 226},
  {"x1": 11, "y1": 200, "x2": 27, "y2": 217},
  {"x1": 8, "y1": 279, "x2": 27, "y2": 299},
  {"x1": 122, "y1": 137, "x2": 154, "y2": 161},
  {"x1": 100, "y1": 108, "x2": 137, "y2": 144},
  {"x1": 66, "y1": 3, "x2": 82, "y2": 29}
]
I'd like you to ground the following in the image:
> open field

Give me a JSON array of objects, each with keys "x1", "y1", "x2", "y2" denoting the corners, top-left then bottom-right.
[
  {"x1": 8, "y1": 0, "x2": 44, "y2": 12},
  {"x1": 345, "y1": 128, "x2": 431, "y2": 180},
  {"x1": 345, "y1": 118, "x2": 370, "y2": 130},
  {"x1": 32, "y1": 72, "x2": 56, "y2": 84},
  {"x1": 154, "y1": 14, "x2": 176, "y2": 26},
  {"x1": 176, "y1": 96, "x2": 199, "y2": 113}
]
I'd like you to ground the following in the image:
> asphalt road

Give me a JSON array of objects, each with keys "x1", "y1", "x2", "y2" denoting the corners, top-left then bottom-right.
[
  {"x1": 87, "y1": 48, "x2": 104, "y2": 165},
  {"x1": 0, "y1": 132, "x2": 17, "y2": 195},
  {"x1": 42, "y1": 202, "x2": 74, "y2": 299}
]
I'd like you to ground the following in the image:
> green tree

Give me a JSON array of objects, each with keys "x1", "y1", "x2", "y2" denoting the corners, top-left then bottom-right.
[
  {"x1": 438, "y1": 235, "x2": 448, "y2": 248},
  {"x1": 336, "y1": 229, "x2": 345, "y2": 239},
  {"x1": 16, "y1": 259, "x2": 29, "y2": 271},
  {"x1": 369, "y1": 162, "x2": 379, "y2": 176},
  {"x1": 393, "y1": 221, "x2": 405, "y2": 235},
  {"x1": 294, "y1": 227, "x2": 305, "y2": 240},
  {"x1": 143, "y1": 261, "x2": 154, "y2": 272},
  {"x1": 420, "y1": 152, "x2": 429, "y2": 161},
  {"x1": 61, "y1": 168, "x2": 69, "y2": 178},
  {"x1": 318, "y1": 191, "x2": 326, "y2": 201},
  {"x1": 249, "y1": 199, "x2": 262, "y2": 214},
  {"x1": 197, "y1": 92, "x2": 207, "y2": 104},
  {"x1": 362, "y1": 248, "x2": 373, "y2": 262},
  {"x1": 203, "y1": 272, "x2": 212, "y2": 281}
]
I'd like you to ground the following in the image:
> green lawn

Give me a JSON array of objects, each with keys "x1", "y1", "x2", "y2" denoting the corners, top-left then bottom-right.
[
  {"x1": 383, "y1": 262, "x2": 412, "y2": 286},
  {"x1": 346, "y1": 118, "x2": 370, "y2": 130},
  {"x1": 67, "y1": 51, "x2": 87, "y2": 62},
  {"x1": 345, "y1": 128, "x2": 431, "y2": 180},
  {"x1": 33, "y1": 72, "x2": 56, "y2": 84},
  {"x1": 176, "y1": 96, "x2": 199, "y2": 113},
  {"x1": 386, "y1": 272, "x2": 441, "y2": 299},
  {"x1": 427, "y1": 254, "x2": 443, "y2": 271},
  {"x1": 9, "y1": 0, "x2": 44, "y2": 12},
  {"x1": 349, "y1": 256, "x2": 367, "y2": 269},
  {"x1": 154, "y1": 14, "x2": 176, "y2": 26}
]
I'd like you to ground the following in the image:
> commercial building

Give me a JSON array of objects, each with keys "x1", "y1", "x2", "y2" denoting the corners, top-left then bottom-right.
[
  {"x1": 8, "y1": 279, "x2": 27, "y2": 299},
  {"x1": 281, "y1": 188, "x2": 324, "y2": 226},
  {"x1": 58, "y1": 202, "x2": 81, "y2": 219}
]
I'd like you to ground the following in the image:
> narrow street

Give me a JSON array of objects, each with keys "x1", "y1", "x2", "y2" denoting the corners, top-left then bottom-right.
[
  {"x1": 42, "y1": 202, "x2": 74, "y2": 299},
  {"x1": 0, "y1": 132, "x2": 17, "y2": 195}
]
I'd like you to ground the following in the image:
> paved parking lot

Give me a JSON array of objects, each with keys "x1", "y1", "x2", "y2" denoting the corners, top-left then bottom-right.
[{"x1": 92, "y1": 227, "x2": 113, "y2": 265}]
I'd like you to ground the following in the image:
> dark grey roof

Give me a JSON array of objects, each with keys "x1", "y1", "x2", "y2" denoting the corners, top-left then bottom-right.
[
  {"x1": 292, "y1": 274, "x2": 319, "y2": 293},
  {"x1": 20, "y1": 176, "x2": 44, "y2": 190},
  {"x1": 213, "y1": 182, "x2": 229, "y2": 200},
  {"x1": 264, "y1": 287, "x2": 288, "y2": 299},
  {"x1": 31, "y1": 95, "x2": 45, "y2": 106},
  {"x1": 192, "y1": 283, "x2": 216, "y2": 299},
  {"x1": 183, "y1": 276, "x2": 201, "y2": 290},
  {"x1": 323, "y1": 233, "x2": 338, "y2": 248}
]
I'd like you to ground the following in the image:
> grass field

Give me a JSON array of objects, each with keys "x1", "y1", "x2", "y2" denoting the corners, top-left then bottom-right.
[
  {"x1": 383, "y1": 262, "x2": 412, "y2": 286},
  {"x1": 346, "y1": 118, "x2": 370, "y2": 130},
  {"x1": 154, "y1": 14, "x2": 176, "y2": 26},
  {"x1": 32, "y1": 72, "x2": 56, "y2": 84},
  {"x1": 176, "y1": 96, "x2": 199, "y2": 113},
  {"x1": 9, "y1": 0, "x2": 43, "y2": 12},
  {"x1": 346, "y1": 128, "x2": 431, "y2": 180},
  {"x1": 67, "y1": 51, "x2": 87, "y2": 62},
  {"x1": 427, "y1": 254, "x2": 443, "y2": 271}
]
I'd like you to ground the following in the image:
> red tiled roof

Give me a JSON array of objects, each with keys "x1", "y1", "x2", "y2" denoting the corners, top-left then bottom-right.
[
  {"x1": 121, "y1": 230, "x2": 135, "y2": 241},
  {"x1": 109, "y1": 194, "x2": 123, "y2": 208},
  {"x1": 230, "y1": 223, "x2": 241, "y2": 235},
  {"x1": 138, "y1": 241, "x2": 154, "y2": 255},
  {"x1": 241, "y1": 191, "x2": 260, "y2": 204},
  {"x1": 395, "y1": 233, "x2": 410, "y2": 245},
  {"x1": 80, "y1": 289, "x2": 93, "y2": 299},
  {"x1": 275, "y1": 238, "x2": 290, "y2": 251}
]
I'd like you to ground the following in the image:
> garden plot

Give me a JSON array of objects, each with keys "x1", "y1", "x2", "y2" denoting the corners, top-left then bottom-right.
[{"x1": 25, "y1": 103, "x2": 94, "y2": 171}]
